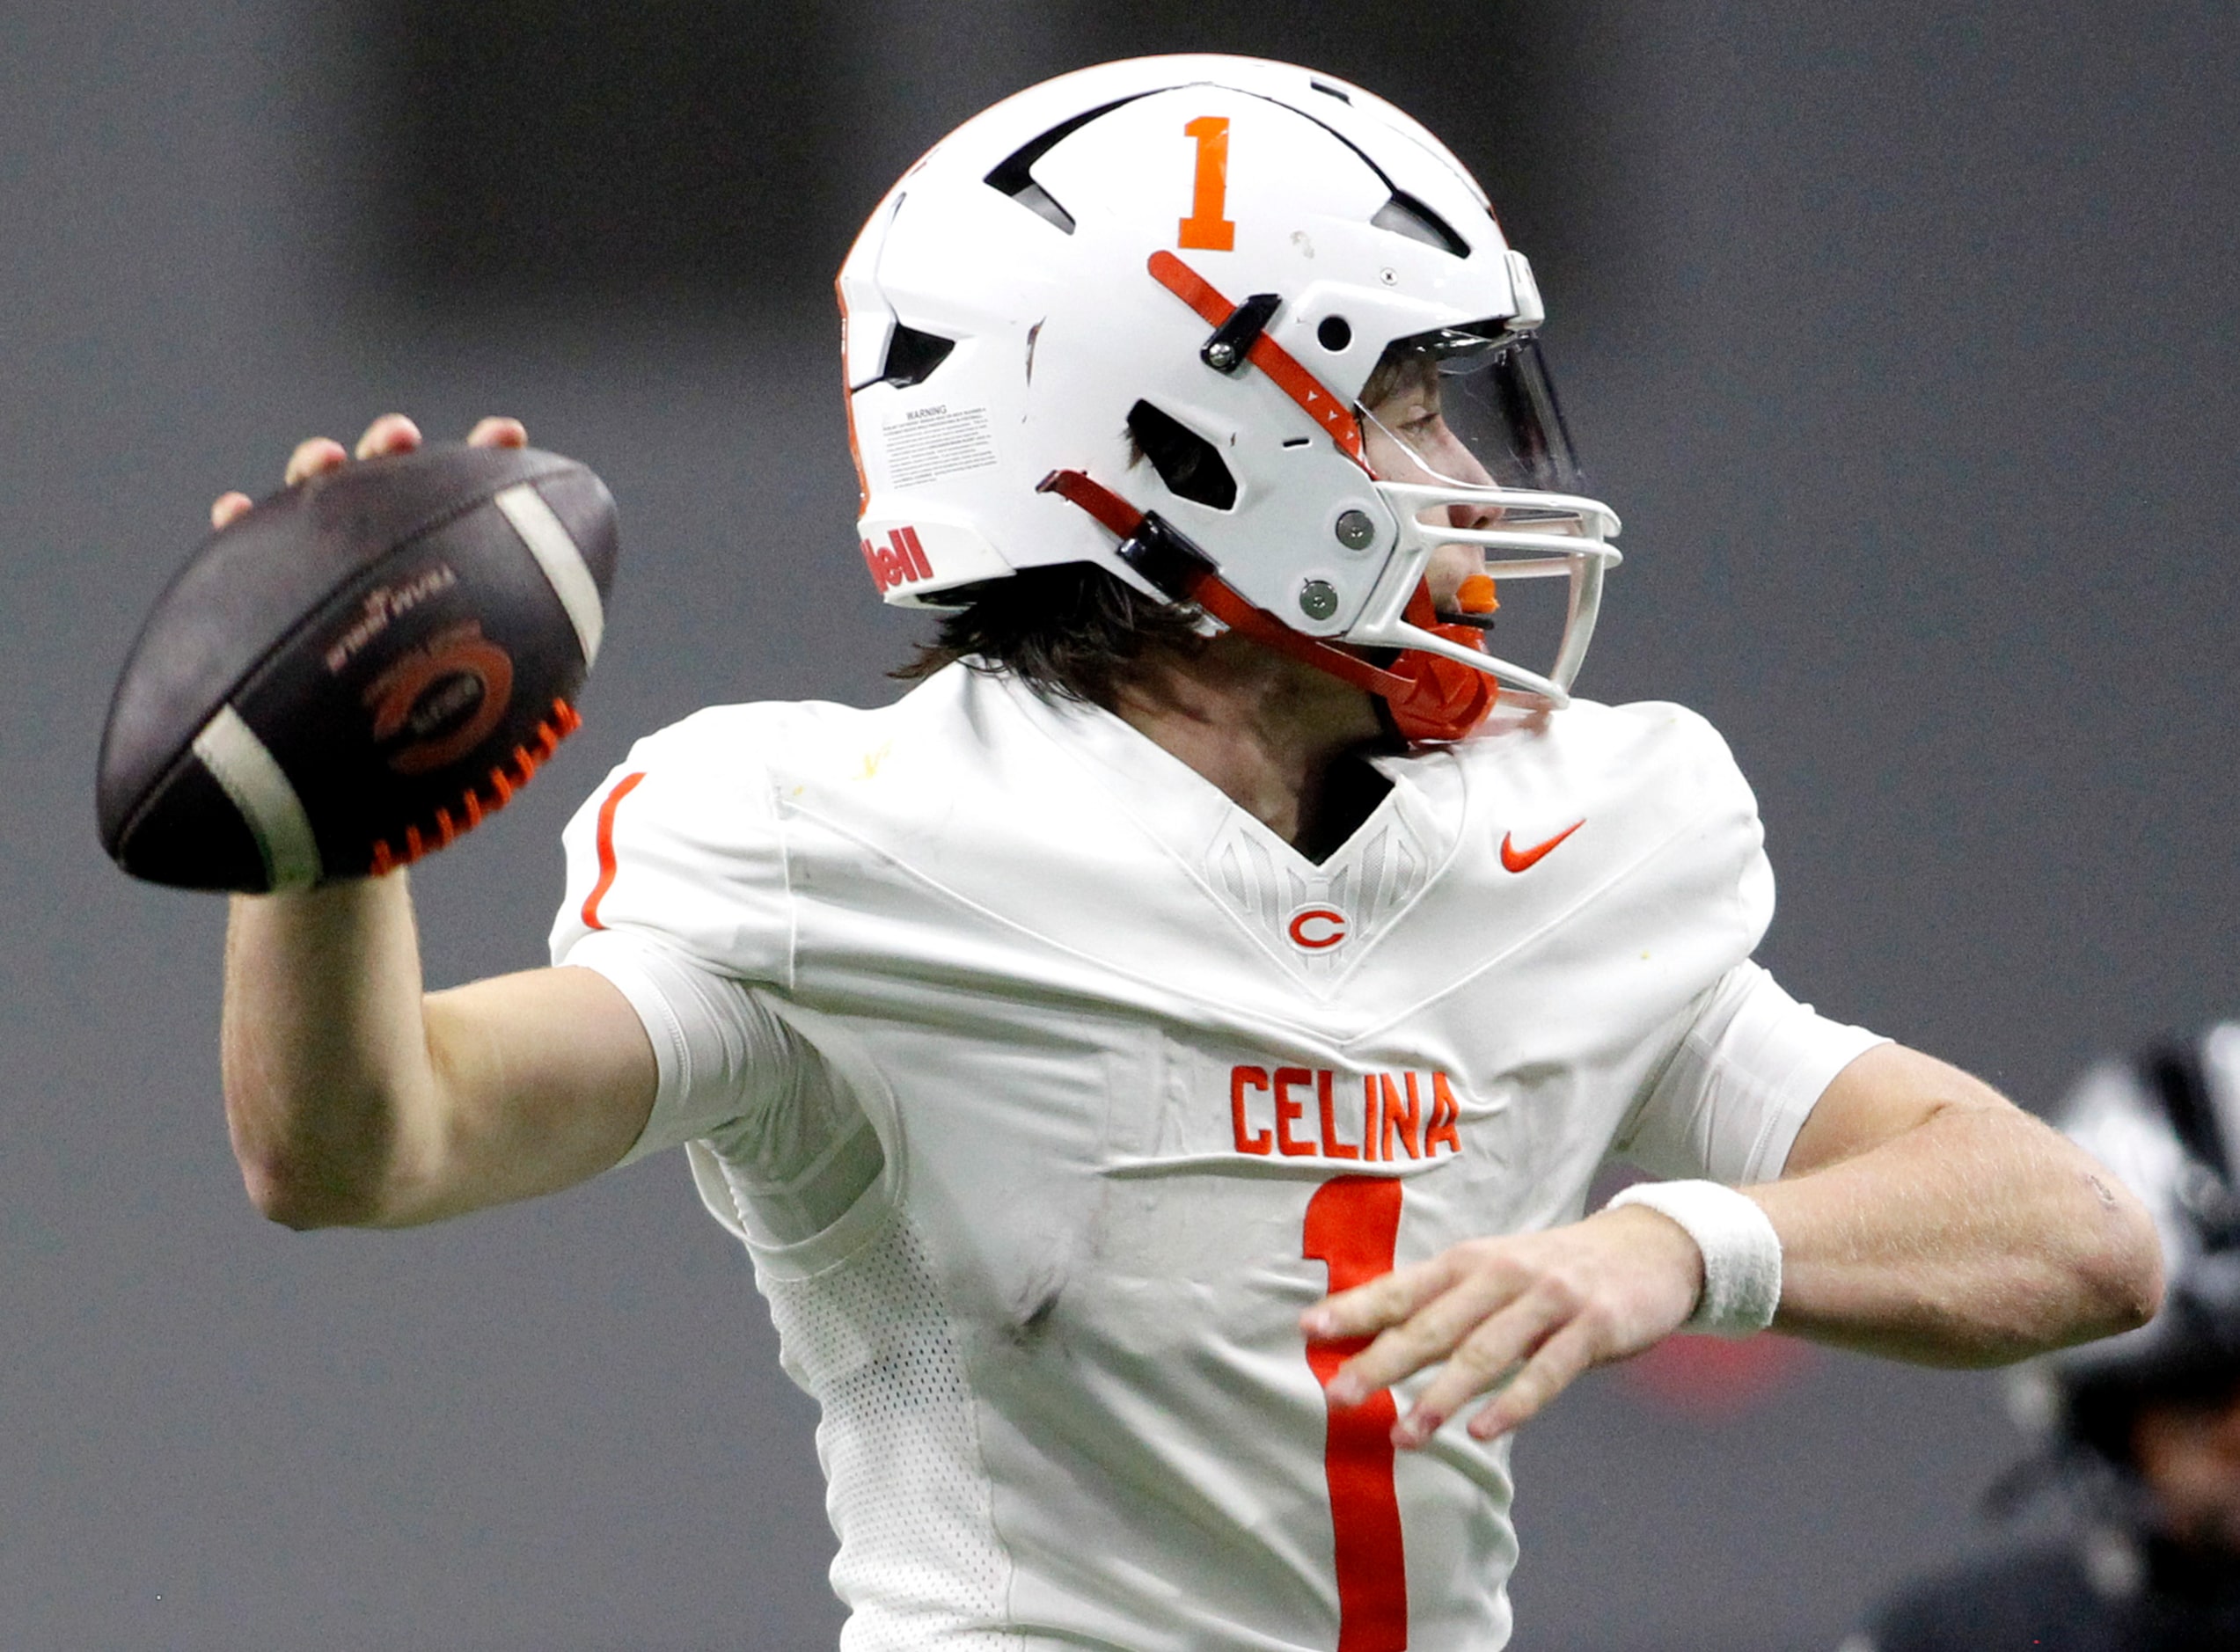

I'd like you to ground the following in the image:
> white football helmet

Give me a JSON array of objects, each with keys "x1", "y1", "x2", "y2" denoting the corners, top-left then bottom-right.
[
  {"x1": 2013, "y1": 1024, "x2": 2240, "y2": 1439},
  {"x1": 838, "y1": 55, "x2": 1621, "y2": 736}
]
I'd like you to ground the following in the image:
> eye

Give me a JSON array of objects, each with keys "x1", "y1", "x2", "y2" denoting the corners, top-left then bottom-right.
[{"x1": 1404, "y1": 384, "x2": 1447, "y2": 427}]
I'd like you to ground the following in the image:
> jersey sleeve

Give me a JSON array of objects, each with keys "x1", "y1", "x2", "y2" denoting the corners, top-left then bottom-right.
[
  {"x1": 560, "y1": 927, "x2": 796, "y2": 1166},
  {"x1": 1614, "y1": 960, "x2": 1888, "y2": 1185},
  {"x1": 545, "y1": 711, "x2": 802, "y2": 1166},
  {"x1": 547, "y1": 710, "x2": 796, "y2": 986}
]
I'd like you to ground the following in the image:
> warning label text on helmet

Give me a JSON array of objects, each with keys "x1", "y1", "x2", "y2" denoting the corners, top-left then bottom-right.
[{"x1": 882, "y1": 406, "x2": 999, "y2": 489}]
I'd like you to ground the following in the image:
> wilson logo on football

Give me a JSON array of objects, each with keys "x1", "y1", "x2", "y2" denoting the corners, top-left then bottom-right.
[
  {"x1": 365, "y1": 620, "x2": 515, "y2": 776},
  {"x1": 323, "y1": 563, "x2": 460, "y2": 675},
  {"x1": 860, "y1": 526, "x2": 933, "y2": 594},
  {"x1": 1285, "y1": 904, "x2": 1349, "y2": 952}
]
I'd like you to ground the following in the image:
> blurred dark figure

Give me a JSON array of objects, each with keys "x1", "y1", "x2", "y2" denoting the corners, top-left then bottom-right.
[{"x1": 1850, "y1": 1024, "x2": 2240, "y2": 1652}]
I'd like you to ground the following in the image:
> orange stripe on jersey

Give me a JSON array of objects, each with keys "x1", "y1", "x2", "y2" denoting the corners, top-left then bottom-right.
[
  {"x1": 1303, "y1": 1176, "x2": 1410, "y2": 1649},
  {"x1": 582, "y1": 771, "x2": 647, "y2": 931}
]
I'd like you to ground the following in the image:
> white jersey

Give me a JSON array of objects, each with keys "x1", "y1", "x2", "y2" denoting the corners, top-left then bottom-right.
[{"x1": 548, "y1": 665, "x2": 1881, "y2": 1652}]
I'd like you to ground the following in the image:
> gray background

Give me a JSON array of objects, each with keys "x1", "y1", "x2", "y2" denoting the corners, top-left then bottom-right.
[{"x1": 4, "y1": 2, "x2": 2233, "y2": 1648}]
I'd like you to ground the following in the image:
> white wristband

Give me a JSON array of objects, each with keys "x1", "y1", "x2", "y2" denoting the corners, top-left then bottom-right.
[{"x1": 1605, "y1": 1180, "x2": 1783, "y2": 1337}]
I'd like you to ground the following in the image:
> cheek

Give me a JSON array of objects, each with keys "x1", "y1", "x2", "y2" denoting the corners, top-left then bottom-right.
[
  {"x1": 1425, "y1": 430, "x2": 1496, "y2": 487},
  {"x1": 1361, "y1": 424, "x2": 1415, "y2": 483}
]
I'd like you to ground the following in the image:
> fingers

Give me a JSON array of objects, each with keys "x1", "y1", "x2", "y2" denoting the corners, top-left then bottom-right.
[
  {"x1": 1304, "y1": 1253, "x2": 1458, "y2": 1344},
  {"x1": 467, "y1": 415, "x2": 526, "y2": 449},
  {"x1": 1464, "y1": 1317, "x2": 1601, "y2": 1442},
  {"x1": 1349, "y1": 1276, "x2": 1599, "y2": 1448},
  {"x1": 216, "y1": 415, "x2": 521, "y2": 531},
  {"x1": 1397, "y1": 1271, "x2": 1594, "y2": 1441},
  {"x1": 353, "y1": 413, "x2": 421, "y2": 461},
  {"x1": 1318, "y1": 1261, "x2": 1512, "y2": 1407},
  {"x1": 1304, "y1": 1212, "x2": 1703, "y2": 1449},
  {"x1": 283, "y1": 436, "x2": 348, "y2": 487}
]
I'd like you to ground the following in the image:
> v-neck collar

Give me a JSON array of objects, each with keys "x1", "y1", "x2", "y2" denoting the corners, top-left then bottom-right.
[
  {"x1": 986, "y1": 671, "x2": 1467, "y2": 991},
  {"x1": 985, "y1": 671, "x2": 1432, "y2": 865}
]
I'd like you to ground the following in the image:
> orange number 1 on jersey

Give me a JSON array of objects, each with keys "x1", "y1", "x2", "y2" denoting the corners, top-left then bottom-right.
[
  {"x1": 1178, "y1": 115, "x2": 1237, "y2": 251},
  {"x1": 1303, "y1": 1176, "x2": 1409, "y2": 1651}
]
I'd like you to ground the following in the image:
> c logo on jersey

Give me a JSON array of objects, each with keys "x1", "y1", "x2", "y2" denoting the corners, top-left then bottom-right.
[
  {"x1": 861, "y1": 525, "x2": 933, "y2": 594},
  {"x1": 1285, "y1": 904, "x2": 1349, "y2": 951}
]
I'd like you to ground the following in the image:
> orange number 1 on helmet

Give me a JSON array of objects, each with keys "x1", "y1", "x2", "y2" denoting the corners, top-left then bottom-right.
[
  {"x1": 1178, "y1": 115, "x2": 1237, "y2": 251},
  {"x1": 1303, "y1": 1175, "x2": 1409, "y2": 1650}
]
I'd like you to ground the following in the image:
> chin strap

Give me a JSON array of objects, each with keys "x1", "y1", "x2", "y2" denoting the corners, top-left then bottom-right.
[
  {"x1": 1036, "y1": 469, "x2": 1498, "y2": 744},
  {"x1": 1386, "y1": 586, "x2": 1499, "y2": 744}
]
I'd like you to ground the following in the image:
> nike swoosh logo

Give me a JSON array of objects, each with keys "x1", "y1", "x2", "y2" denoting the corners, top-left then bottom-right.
[{"x1": 1500, "y1": 820, "x2": 1585, "y2": 874}]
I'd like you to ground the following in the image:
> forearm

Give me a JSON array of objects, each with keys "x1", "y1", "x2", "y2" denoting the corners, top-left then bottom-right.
[
  {"x1": 221, "y1": 873, "x2": 438, "y2": 1227},
  {"x1": 222, "y1": 869, "x2": 662, "y2": 1230},
  {"x1": 1753, "y1": 1059, "x2": 2162, "y2": 1365}
]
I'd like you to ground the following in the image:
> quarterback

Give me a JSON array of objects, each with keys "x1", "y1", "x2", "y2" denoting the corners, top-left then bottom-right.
[{"x1": 216, "y1": 58, "x2": 2161, "y2": 1650}]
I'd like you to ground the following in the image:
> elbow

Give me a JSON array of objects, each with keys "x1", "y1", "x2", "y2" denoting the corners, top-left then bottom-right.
[
  {"x1": 236, "y1": 1151, "x2": 375, "y2": 1231},
  {"x1": 2066, "y1": 1176, "x2": 2165, "y2": 1344},
  {"x1": 2094, "y1": 1212, "x2": 2165, "y2": 1338},
  {"x1": 224, "y1": 1087, "x2": 392, "y2": 1231}
]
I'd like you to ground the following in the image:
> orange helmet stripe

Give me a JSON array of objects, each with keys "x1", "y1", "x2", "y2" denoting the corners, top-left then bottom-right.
[{"x1": 1146, "y1": 252, "x2": 1365, "y2": 467}]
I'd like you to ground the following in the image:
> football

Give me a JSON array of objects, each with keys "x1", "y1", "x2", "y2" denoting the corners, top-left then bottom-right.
[{"x1": 97, "y1": 443, "x2": 619, "y2": 893}]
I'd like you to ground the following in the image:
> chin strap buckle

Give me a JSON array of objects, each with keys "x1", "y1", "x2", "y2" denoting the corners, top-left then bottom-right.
[{"x1": 1036, "y1": 468, "x2": 1226, "y2": 602}]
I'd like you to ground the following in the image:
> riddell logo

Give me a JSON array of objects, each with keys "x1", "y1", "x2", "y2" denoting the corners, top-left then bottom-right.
[
  {"x1": 1285, "y1": 905, "x2": 1348, "y2": 952},
  {"x1": 861, "y1": 526, "x2": 933, "y2": 594},
  {"x1": 1230, "y1": 1065, "x2": 1464, "y2": 1163}
]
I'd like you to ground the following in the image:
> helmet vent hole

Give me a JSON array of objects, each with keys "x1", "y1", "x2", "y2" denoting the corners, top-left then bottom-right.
[
  {"x1": 881, "y1": 323, "x2": 955, "y2": 388},
  {"x1": 984, "y1": 95, "x2": 1145, "y2": 234},
  {"x1": 1317, "y1": 316, "x2": 1353, "y2": 352},
  {"x1": 1127, "y1": 400, "x2": 1238, "y2": 511},
  {"x1": 1007, "y1": 179, "x2": 1076, "y2": 235},
  {"x1": 1371, "y1": 193, "x2": 1471, "y2": 259},
  {"x1": 1310, "y1": 80, "x2": 1353, "y2": 103}
]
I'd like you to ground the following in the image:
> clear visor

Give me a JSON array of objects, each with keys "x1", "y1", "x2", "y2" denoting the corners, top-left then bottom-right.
[
  {"x1": 1347, "y1": 325, "x2": 1621, "y2": 705},
  {"x1": 1357, "y1": 328, "x2": 1585, "y2": 513}
]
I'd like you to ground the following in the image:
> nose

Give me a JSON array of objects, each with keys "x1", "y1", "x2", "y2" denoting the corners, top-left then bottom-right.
[
  {"x1": 1426, "y1": 542, "x2": 1484, "y2": 609},
  {"x1": 1425, "y1": 428, "x2": 1503, "y2": 535},
  {"x1": 1429, "y1": 456, "x2": 1504, "y2": 617},
  {"x1": 1446, "y1": 493, "x2": 1504, "y2": 533},
  {"x1": 1430, "y1": 451, "x2": 1503, "y2": 605}
]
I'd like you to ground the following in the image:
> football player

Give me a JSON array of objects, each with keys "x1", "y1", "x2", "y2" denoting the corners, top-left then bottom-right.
[
  {"x1": 215, "y1": 57, "x2": 2161, "y2": 1649},
  {"x1": 1850, "y1": 1022, "x2": 2240, "y2": 1652}
]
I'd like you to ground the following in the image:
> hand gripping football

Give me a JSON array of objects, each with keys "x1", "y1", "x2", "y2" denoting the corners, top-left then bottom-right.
[{"x1": 97, "y1": 443, "x2": 619, "y2": 893}]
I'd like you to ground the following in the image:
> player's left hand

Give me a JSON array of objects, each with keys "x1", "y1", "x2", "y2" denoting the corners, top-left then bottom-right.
[{"x1": 1302, "y1": 1205, "x2": 1706, "y2": 1446}]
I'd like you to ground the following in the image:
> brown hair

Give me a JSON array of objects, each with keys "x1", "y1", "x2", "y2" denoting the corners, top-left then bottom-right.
[{"x1": 891, "y1": 562, "x2": 1206, "y2": 707}]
